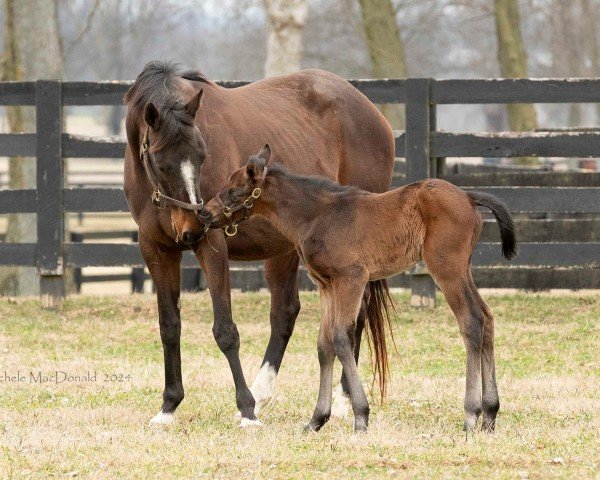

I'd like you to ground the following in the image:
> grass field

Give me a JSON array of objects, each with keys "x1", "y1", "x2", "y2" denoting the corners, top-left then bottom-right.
[{"x1": 0, "y1": 292, "x2": 598, "y2": 479}]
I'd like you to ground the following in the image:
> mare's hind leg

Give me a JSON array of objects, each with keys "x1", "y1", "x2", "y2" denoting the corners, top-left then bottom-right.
[
  {"x1": 332, "y1": 288, "x2": 367, "y2": 418},
  {"x1": 332, "y1": 277, "x2": 370, "y2": 432},
  {"x1": 247, "y1": 252, "x2": 301, "y2": 416},
  {"x1": 468, "y1": 274, "x2": 500, "y2": 431},
  {"x1": 306, "y1": 287, "x2": 336, "y2": 431},
  {"x1": 139, "y1": 233, "x2": 183, "y2": 425}
]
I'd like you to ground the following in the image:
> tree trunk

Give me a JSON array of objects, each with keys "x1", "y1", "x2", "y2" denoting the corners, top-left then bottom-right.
[
  {"x1": 581, "y1": 0, "x2": 600, "y2": 123},
  {"x1": 263, "y1": 0, "x2": 308, "y2": 77},
  {"x1": 494, "y1": 0, "x2": 538, "y2": 165},
  {"x1": 0, "y1": 0, "x2": 63, "y2": 295},
  {"x1": 358, "y1": 0, "x2": 406, "y2": 129}
]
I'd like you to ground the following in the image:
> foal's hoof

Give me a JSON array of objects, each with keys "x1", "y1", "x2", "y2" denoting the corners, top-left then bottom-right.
[
  {"x1": 354, "y1": 419, "x2": 368, "y2": 434},
  {"x1": 149, "y1": 411, "x2": 174, "y2": 425},
  {"x1": 303, "y1": 423, "x2": 322, "y2": 433},
  {"x1": 481, "y1": 419, "x2": 496, "y2": 433},
  {"x1": 240, "y1": 417, "x2": 263, "y2": 428}
]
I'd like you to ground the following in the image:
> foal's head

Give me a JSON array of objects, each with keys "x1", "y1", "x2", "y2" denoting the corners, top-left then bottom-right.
[
  {"x1": 204, "y1": 145, "x2": 272, "y2": 235},
  {"x1": 125, "y1": 61, "x2": 209, "y2": 245}
]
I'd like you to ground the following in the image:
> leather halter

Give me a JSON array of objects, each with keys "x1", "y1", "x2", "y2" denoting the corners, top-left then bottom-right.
[
  {"x1": 140, "y1": 126, "x2": 208, "y2": 216},
  {"x1": 215, "y1": 167, "x2": 268, "y2": 237}
]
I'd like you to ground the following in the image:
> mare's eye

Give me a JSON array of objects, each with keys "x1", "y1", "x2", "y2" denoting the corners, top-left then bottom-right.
[{"x1": 229, "y1": 188, "x2": 241, "y2": 200}]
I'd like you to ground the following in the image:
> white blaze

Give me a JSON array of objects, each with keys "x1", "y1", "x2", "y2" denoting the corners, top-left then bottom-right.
[{"x1": 180, "y1": 159, "x2": 197, "y2": 205}]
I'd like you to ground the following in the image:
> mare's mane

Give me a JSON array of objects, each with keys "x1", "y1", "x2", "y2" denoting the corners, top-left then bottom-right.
[{"x1": 124, "y1": 60, "x2": 211, "y2": 150}]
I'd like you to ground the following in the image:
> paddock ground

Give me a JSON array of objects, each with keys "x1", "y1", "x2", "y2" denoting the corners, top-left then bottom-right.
[{"x1": 0, "y1": 292, "x2": 598, "y2": 479}]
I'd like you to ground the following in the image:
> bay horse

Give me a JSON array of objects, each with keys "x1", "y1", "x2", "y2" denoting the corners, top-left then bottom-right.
[
  {"x1": 204, "y1": 146, "x2": 517, "y2": 433},
  {"x1": 123, "y1": 61, "x2": 394, "y2": 426}
]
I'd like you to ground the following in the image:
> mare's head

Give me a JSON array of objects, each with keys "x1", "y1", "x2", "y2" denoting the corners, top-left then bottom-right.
[
  {"x1": 204, "y1": 145, "x2": 272, "y2": 235},
  {"x1": 125, "y1": 61, "x2": 209, "y2": 245}
]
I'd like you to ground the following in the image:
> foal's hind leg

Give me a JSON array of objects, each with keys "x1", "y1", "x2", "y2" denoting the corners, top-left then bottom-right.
[
  {"x1": 427, "y1": 266, "x2": 484, "y2": 432},
  {"x1": 468, "y1": 275, "x2": 500, "y2": 431}
]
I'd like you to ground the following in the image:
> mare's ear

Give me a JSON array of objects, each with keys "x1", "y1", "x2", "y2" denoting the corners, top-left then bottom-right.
[
  {"x1": 246, "y1": 157, "x2": 265, "y2": 182},
  {"x1": 144, "y1": 103, "x2": 161, "y2": 130},
  {"x1": 185, "y1": 89, "x2": 203, "y2": 118},
  {"x1": 256, "y1": 144, "x2": 272, "y2": 164}
]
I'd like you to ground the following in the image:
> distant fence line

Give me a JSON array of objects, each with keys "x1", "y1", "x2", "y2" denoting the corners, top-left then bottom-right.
[{"x1": 0, "y1": 78, "x2": 599, "y2": 306}]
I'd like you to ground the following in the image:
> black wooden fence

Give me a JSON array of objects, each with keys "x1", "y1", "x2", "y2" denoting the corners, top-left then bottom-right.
[{"x1": 1, "y1": 78, "x2": 599, "y2": 307}]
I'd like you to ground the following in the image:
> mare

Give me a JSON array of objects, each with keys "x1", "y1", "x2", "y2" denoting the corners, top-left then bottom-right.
[{"x1": 123, "y1": 61, "x2": 395, "y2": 426}]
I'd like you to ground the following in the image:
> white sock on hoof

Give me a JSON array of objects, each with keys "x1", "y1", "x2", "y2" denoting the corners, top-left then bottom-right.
[
  {"x1": 250, "y1": 362, "x2": 277, "y2": 415},
  {"x1": 149, "y1": 411, "x2": 174, "y2": 425},
  {"x1": 331, "y1": 384, "x2": 351, "y2": 418},
  {"x1": 240, "y1": 417, "x2": 263, "y2": 428},
  {"x1": 234, "y1": 362, "x2": 277, "y2": 419}
]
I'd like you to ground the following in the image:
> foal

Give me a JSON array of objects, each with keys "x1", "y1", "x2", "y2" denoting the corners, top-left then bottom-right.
[{"x1": 204, "y1": 146, "x2": 517, "y2": 433}]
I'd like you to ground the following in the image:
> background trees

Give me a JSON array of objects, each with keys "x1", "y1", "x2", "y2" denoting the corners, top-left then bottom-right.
[{"x1": 0, "y1": 0, "x2": 63, "y2": 295}]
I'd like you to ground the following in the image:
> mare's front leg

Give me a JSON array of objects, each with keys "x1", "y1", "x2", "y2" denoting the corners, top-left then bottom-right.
[
  {"x1": 196, "y1": 229, "x2": 259, "y2": 426},
  {"x1": 139, "y1": 233, "x2": 183, "y2": 425},
  {"x1": 247, "y1": 252, "x2": 301, "y2": 415}
]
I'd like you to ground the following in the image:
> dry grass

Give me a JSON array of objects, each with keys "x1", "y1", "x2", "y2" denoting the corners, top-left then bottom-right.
[{"x1": 0, "y1": 292, "x2": 598, "y2": 479}]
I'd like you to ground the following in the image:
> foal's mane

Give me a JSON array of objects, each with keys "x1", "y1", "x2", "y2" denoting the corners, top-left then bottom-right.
[
  {"x1": 124, "y1": 60, "x2": 212, "y2": 150},
  {"x1": 261, "y1": 158, "x2": 362, "y2": 195}
]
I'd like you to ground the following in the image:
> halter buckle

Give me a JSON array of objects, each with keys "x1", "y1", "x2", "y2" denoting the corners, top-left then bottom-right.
[
  {"x1": 223, "y1": 206, "x2": 232, "y2": 217},
  {"x1": 224, "y1": 223, "x2": 238, "y2": 237},
  {"x1": 251, "y1": 188, "x2": 262, "y2": 199},
  {"x1": 151, "y1": 189, "x2": 162, "y2": 206}
]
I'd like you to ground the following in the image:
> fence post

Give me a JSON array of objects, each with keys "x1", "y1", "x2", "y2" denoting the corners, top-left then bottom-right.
[
  {"x1": 405, "y1": 78, "x2": 436, "y2": 308},
  {"x1": 36, "y1": 80, "x2": 65, "y2": 309}
]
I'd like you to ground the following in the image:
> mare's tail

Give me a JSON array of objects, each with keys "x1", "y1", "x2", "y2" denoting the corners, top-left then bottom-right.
[
  {"x1": 468, "y1": 191, "x2": 518, "y2": 260},
  {"x1": 365, "y1": 279, "x2": 396, "y2": 402}
]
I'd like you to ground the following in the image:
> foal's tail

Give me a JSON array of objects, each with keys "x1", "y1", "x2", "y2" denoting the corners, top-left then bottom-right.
[
  {"x1": 468, "y1": 191, "x2": 518, "y2": 260},
  {"x1": 365, "y1": 279, "x2": 396, "y2": 402}
]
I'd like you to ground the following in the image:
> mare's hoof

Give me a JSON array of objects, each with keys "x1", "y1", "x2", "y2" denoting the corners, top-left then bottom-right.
[
  {"x1": 331, "y1": 385, "x2": 351, "y2": 418},
  {"x1": 149, "y1": 411, "x2": 174, "y2": 425},
  {"x1": 240, "y1": 417, "x2": 263, "y2": 428}
]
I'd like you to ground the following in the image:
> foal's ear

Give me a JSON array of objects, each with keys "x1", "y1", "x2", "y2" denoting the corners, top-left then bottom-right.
[
  {"x1": 246, "y1": 158, "x2": 263, "y2": 182},
  {"x1": 256, "y1": 144, "x2": 272, "y2": 164},
  {"x1": 144, "y1": 103, "x2": 161, "y2": 130},
  {"x1": 185, "y1": 89, "x2": 203, "y2": 118}
]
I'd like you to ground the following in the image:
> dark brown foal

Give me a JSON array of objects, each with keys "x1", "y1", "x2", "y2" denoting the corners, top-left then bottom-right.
[{"x1": 204, "y1": 146, "x2": 517, "y2": 433}]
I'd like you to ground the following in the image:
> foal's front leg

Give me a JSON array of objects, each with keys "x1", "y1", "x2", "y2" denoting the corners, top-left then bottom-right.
[
  {"x1": 139, "y1": 234, "x2": 183, "y2": 425},
  {"x1": 196, "y1": 230, "x2": 259, "y2": 426},
  {"x1": 332, "y1": 278, "x2": 371, "y2": 432},
  {"x1": 306, "y1": 287, "x2": 335, "y2": 431}
]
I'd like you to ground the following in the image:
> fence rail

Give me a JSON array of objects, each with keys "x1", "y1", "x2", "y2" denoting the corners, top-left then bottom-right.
[{"x1": 1, "y1": 77, "x2": 599, "y2": 306}]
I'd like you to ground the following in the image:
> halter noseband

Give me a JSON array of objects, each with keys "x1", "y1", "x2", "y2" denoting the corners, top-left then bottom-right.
[
  {"x1": 140, "y1": 126, "x2": 209, "y2": 219},
  {"x1": 215, "y1": 167, "x2": 268, "y2": 237}
]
